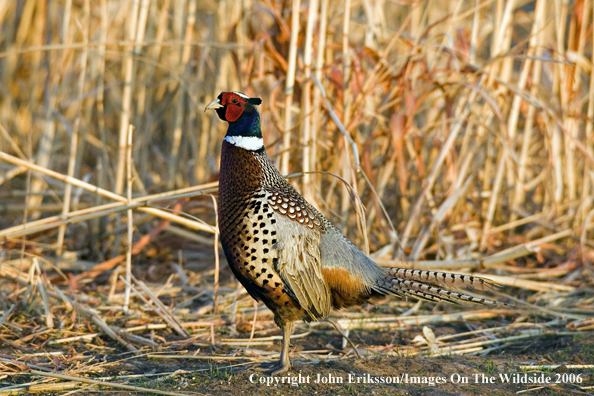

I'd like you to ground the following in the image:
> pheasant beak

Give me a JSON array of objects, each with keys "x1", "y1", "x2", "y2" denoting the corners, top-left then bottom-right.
[{"x1": 204, "y1": 98, "x2": 223, "y2": 112}]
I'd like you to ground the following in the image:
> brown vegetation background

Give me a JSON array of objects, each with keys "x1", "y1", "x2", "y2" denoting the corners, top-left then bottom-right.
[
  {"x1": 1, "y1": 0, "x2": 593, "y2": 261},
  {"x1": 0, "y1": 0, "x2": 593, "y2": 394}
]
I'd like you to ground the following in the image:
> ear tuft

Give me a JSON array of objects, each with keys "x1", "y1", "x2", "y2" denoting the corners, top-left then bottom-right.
[{"x1": 248, "y1": 97, "x2": 262, "y2": 106}]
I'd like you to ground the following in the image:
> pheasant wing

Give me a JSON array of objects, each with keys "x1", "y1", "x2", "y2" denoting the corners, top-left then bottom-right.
[{"x1": 267, "y1": 190, "x2": 331, "y2": 320}]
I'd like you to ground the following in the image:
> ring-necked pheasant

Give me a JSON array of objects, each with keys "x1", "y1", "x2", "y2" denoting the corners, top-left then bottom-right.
[{"x1": 205, "y1": 91, "x2": 502, "y2": 375}]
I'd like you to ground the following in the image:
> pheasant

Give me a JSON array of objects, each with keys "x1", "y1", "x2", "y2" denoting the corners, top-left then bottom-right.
[{"x1": 205, "y1": 91, "x2": 502, "y2": 375}]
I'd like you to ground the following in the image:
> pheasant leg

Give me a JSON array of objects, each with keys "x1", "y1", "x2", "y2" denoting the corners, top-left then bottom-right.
[{"x1": 263, "y1": 321, "x2": 293, "y2": 375}]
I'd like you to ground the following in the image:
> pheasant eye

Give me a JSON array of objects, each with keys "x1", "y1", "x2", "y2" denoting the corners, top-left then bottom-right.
[{"x1": 231, "y1": 98, "x2": 239, "y2": 104}]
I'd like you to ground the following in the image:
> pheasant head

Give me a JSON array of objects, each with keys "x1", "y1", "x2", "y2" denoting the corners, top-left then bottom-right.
[{"x1": 205, "y1": 91, "x2": 263, "y2": 150}]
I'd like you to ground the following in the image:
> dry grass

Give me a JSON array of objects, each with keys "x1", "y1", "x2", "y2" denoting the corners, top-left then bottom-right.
[{"x1": 1, "y1": 0, "x2": 594, "y2": 394}]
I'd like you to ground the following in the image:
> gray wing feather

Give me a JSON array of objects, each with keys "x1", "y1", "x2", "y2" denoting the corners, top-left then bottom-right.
[{"x1": 272, "y1": 214, "x2": 331, "y2": 319}]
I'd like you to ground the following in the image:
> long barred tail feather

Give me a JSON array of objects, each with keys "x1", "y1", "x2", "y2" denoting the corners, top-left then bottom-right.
[
  {"x1": 375, "y1": 269, "x2": 509, "y2": 306},
  {"x1": 375, "y1": 282, "x2": 460, "y2": 304},
  {"x1": 385, "y1": 268, "x2": 501, "y2": 292}
]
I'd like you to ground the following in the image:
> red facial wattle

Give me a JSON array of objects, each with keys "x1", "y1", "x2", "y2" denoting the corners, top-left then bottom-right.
[
  {"x1": 221, "y1": 92, "x2": 247, "y2": 122},
  {"x1": 225, "y1": 103, "x2": 243, "y2": 122}
]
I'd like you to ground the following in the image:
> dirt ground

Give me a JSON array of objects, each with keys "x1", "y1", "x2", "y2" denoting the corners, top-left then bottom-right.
[{"x1": 4, "y1": 324, "x2": 592, "y2": 396}]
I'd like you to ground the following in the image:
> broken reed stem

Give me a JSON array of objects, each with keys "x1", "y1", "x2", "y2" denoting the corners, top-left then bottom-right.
[
  {"x1": 301, "y1": 0, "x2": 318, "y2": 203},
  {"x1": 56, "y1": 0, "x2": 88, "y2": 256},
  {"x1": 167, "y1": 0, "x2": 197, "y2": 190},
  {"x1": 281, "y1": 0, "x2": 300, "y2": 175},
  {"x1": 509, "y1": 0, "x2": 544, "y2": 219},
  {"x1": 124, "y1": 125, "x2": 134, "y2": 314},
  {"x1": 583, "y1": 0, "x2": 594, "y2": 220},
  {"x1": 124, "y1": 275, "x2": 190, "y2": 338},
  {"x1": 342, "y1": 0, "x2": 352, "y2": 127},
  {"x1": 310, "y1": 74, "x2": 360, "y2": 170},
  {"x1": 0, "y1": 382, "x2": 82, "y2": 395},
  {"x1": 0, "y1": 151, "x2": 216, "y2": 235},
  {"x1": 115, "y1": 0, "x2": 139, "y2": 195},
  {"x1": 311, "y1": 0, "x2": 328, "y2": 195},
  {"x1": 329, "y1": 309, "x2": 513, "y2": 331},
  {"x1": 34, "y1": 258, "x2": 54, "y2": 328},
  {"x1": 26, "y1": 0, "x2": 56, "y2": 220},
  {"x1": 29, "y1": 370, "x2": 191, "y2": 396}
]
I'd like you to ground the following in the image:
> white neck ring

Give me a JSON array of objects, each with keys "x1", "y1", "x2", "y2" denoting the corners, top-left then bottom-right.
[{"x1": 224, "y1": 136, "x2": 264, "y2": 151}]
